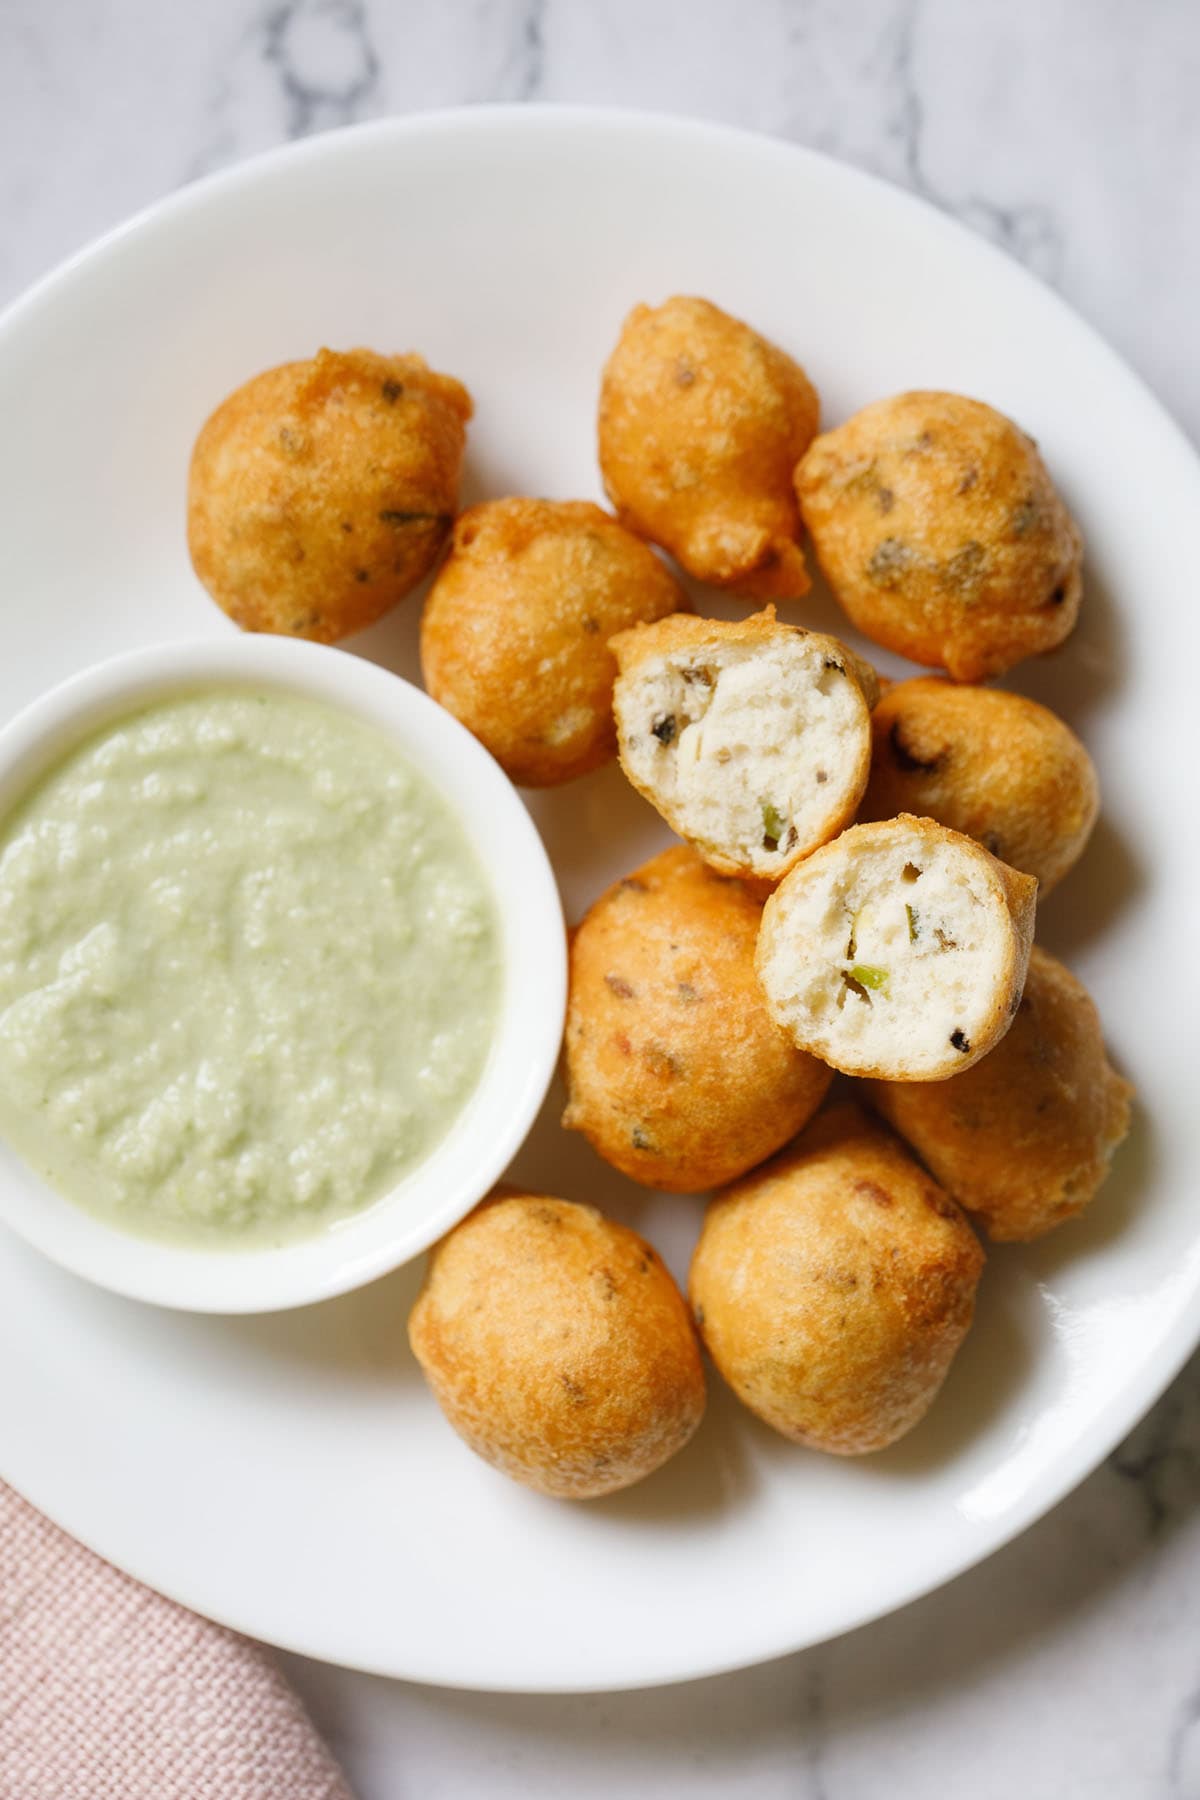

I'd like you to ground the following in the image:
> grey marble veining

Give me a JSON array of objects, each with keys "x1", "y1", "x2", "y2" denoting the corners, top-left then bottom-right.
[
  {"x1": 5, "y1": 0, "x2": 1199, "y2": 441},
  {"x1": 3, "y1": 3, "x2": 1199, "y2": 1796},
  {"x1": 278, "y1": 1368, "x2": 1200, "y2": 1798}
]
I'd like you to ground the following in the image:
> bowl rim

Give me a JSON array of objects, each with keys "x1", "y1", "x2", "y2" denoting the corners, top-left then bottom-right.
[{"x1": 0, "y1": 634, "x2": 567, "y2": 1313}]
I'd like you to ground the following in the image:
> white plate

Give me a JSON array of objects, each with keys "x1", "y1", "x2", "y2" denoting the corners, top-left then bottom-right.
[{"x1": 0, "y1": 107, "x2": 1196, "y2": 1695}]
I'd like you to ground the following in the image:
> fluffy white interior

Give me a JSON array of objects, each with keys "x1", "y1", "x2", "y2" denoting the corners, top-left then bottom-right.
[
  {"x1": 760, "y1": 826, "x2": 1009, "y2": 1075},
  {"x1": 618, "y1": 638, "x2": 866, "y2": 874}
]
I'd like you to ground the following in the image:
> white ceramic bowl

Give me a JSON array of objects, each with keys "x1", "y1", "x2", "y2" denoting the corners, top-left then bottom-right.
[{"x1": 0, "y1": 634, "x2": 566, "y2": 1312}]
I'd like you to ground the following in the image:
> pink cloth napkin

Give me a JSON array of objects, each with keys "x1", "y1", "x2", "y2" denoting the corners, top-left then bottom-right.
[{"x1": 0, "y1": 1480, "x2": 354, "y2": 1799}]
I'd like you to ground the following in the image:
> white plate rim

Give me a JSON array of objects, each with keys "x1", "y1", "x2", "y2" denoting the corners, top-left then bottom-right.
[{"x1": 0, "y1": 103, "x2": 1197, "y2": 1693}]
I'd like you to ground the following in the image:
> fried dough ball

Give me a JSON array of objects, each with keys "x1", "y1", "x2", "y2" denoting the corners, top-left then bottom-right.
[
  {"x1": 420, "y1": 498, "x2": 686, "y2": 786},
  {"x1": 869, "y1": 946, "x2": 1133, "y2": 1241},
  {"x1": 188, "y1": 348, "x2": 471, "y2": 643},
  {"x1": 598, "y1": 296, "x2": 820, "y2": 599},
  {"x1": 860, "y1": 678, "x2": 1099, "y2": 895},
  {"x1": 563, "y1": 847, "x2": 832, "y2": 1191},
  {"x1": 796, "y1": 391, "x2": 1082, "y2": 680},
  {"x1": 611, "y1": 609, "x2": 878, "y2": 882},
  {"x1": 689, "y1": 1103, "x2": 984, "y2": 1453},
  {"x1": 757, "y1": 815, "x2": 1037, "y2": 1080},
  {"x1": 408, "y1": 1189, "x2": 705, "y2": 1499}
]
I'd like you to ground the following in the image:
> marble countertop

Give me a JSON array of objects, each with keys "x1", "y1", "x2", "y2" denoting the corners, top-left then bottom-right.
[{"x1": 3, "y1": 3, "x2": 1199, "y2": 1795}]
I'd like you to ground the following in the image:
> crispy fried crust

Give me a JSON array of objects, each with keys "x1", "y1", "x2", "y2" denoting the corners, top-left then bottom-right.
[
  {"x1": 420, "y1": 498, "x2": 686, "y2": 786},
  {"x1": 689, "y1": 1102, "x2": 984, "y2": 1453},
  {"x1": 188, "y1": 347, "x2": 471, "y2": 643},
  {"x1": 796, "y1": 391, "x2": 1082, "y2": 680},
  {"x1": 563, "y1": 846, "x2": 833, "y2": 1190},
  {"x1": 408, "y1": 1189, "x2": 706, "y2": 1499},
  {"x1": 860, "y1": 677, "x2": 1099, "y2": 894},
  {"x1": 598, "y1": 296, "x2": 819, "y2": 598},
  {"x1": 611, "y1": 608, "x2": 880, "y2": 708},
  {"x1": 869, "y1": 945, "x2": 1134, "y2": 1240}
]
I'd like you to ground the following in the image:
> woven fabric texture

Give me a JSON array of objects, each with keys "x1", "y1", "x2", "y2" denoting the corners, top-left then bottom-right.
[{"x1": 0, "y1": 1480, "x2": 354, "y2": 1800}]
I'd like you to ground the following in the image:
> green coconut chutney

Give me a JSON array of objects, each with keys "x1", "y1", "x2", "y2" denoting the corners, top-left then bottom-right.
[{"x1": 0, "y1": 690, "x2": 501, "y2": 1246}]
